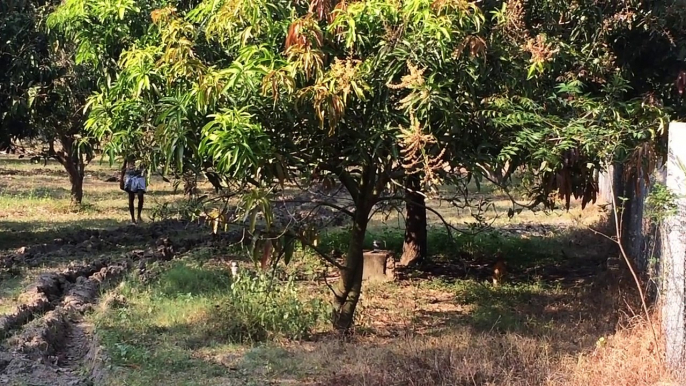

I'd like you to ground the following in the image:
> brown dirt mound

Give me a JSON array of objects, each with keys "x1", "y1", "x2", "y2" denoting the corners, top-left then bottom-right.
[
  {"x1": 10, "y1": 263, "x2": 128, "y2": 360},
  {"x1": 0, "y1": 261, "x2": 130, "y2": 385},
  {"x1": 0, "y1": 260, "x2": 111, "y2": 337},
  {"x1": 0, "y1": 223, "x2": 222, "y2": 385}
]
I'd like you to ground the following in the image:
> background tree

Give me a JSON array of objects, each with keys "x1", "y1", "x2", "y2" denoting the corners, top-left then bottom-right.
[
  {"x1": 0, "y1": 0, "x2": 44, "y2": 150},
  {"x1": 401, "y1": 0, "x2": 686, "y2": 269},
  {"x1": 400, "y1": 173, "x2": 428, "y2": 266},
  {"x1": 481, "y1": 0, "x2": 685, "y2": 203},
  {"x1": 1, "y1": 0, "x2": 99, "y2": 203}
]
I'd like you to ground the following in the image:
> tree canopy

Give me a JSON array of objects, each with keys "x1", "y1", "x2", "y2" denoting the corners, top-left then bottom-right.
[{"x1": 0, "y1": 0, "x2": 51, "y2": 148}]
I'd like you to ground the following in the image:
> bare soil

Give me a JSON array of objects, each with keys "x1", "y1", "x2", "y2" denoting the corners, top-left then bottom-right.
[{"x1": 0, "y1": 219, "x2": 242, "y2": 385}]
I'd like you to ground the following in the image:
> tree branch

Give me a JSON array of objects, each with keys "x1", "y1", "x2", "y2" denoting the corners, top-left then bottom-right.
[
  {"x1": 278, "y1": 199, "x2": 355, "y2": 218},
  {"x1": 374, "y1": 194, "x2": 491, "y2": 237},
  {"x1": 336, "y1": 168, "x2": 360, "y2": 204},
  {"x1": 293, "y1": 232, "x2": 346, "y2": 270},
  {"x1": 47, "y1": 140, "x2": 67, "y2": 166},
  {"x1": 480, "y1": 172, "x2": 545, "y2": 210},
  {"x1": 372, "y1": 162, "x2": 392, "y2": 200}
]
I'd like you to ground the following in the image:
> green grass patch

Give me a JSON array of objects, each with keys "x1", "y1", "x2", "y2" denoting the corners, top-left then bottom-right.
[
  {"x1": 153, "y1": 263, "x2": 232, "y2": 298},
  {"x1": 319, "y1": 226, "x2": 564, "y2": 268},
  {"x1": 0, "y1": 273, "x2": 27, "y2": 315},
  {"x1": 91, "y1": 260, "x2": 329, "y2": 384},
  {"x1": 437, "y1": 279, "x2": 563, "y2": 333}
]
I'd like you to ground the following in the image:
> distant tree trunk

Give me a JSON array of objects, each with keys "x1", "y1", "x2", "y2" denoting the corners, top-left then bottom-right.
[
  {"x1": 400, "y1": 174, "x2": 427, "y2": 266},
  {"x1": 66, "y1": 162, "x2": 84, "y2": 204},
  {"x1": 49, "y1": 136, "x2": 90, "y2": 205}
]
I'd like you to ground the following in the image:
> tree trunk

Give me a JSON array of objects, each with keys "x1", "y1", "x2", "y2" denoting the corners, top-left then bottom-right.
[
  {"x1": 52, "y1": 138, "x2": 86, "y2": 205},
  {"x1": 400, "y1": 174, "x2": 427, "y2": 266},
  {"x1": 68, "y1": 166, "x2": 84, "y2": 204},
  {"x1": 332, "y1": 208, "x2": 368, "y2": 330}
]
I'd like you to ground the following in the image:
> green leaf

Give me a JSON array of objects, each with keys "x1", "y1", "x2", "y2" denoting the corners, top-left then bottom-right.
[{"x1": 284, "y1": 236, "x2": 295, "y2": 266}]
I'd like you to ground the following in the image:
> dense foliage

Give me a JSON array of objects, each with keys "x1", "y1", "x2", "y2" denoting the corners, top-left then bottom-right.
[
  {"x1": 481, "y1": 0, "x2": 684, "y2": 208},
  {"x1": 0, "y1": 0, "x2": 46, "y2": 148}
]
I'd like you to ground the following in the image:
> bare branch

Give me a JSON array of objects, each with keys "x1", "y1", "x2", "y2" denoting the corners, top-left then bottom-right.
[
  {"x1": 326, "y1": 166, "x2": 360, "y2": 203},
  {"x1": 480, "y1": 172, "x2": 545, "y2": 210},
  {"x1": 320, "y1": 264, "x2": 338, "y2": 297},
  {"x1": 608, "y1": 183, "x2": 659, "y2": 355},
  {"x1": 374, "y1": 194, "x2": 489, "y2": 237},
  {"x1": 278, "y1": 199, "x2": 355, "y2": 218}
]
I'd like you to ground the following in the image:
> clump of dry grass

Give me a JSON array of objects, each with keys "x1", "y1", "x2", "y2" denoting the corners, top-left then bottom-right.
[
  {"x1": 309, "y1": 330, "x2": 558, "y2": 386},
  {"x1": 306, "y1": 311, "x2": 674, "y2": 386},
  {"x1": 300, "y1": 267, "x2": 674, "y2": 386},
  {"x1": 561, "y1": 312, "x2": 676, "y2": 386}
]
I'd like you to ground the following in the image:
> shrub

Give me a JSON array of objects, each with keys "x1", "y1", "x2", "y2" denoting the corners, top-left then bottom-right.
[{"x1": 215, "y1": 273, "x2": 329, "y2": 342}]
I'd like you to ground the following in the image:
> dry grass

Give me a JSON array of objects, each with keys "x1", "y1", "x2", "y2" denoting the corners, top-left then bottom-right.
[
  {"x1": 563, "y1": 313, "x2": 675, "y2": 386},
  {"x1": 209, "y1": 281, "x2": 674, "y2": 386},
  {"x1": 289, "y1": 314, "x2": 674, "y2": 386},
  {"x1": 0, "y1": 156, "x2": 180, "y2": 226}
]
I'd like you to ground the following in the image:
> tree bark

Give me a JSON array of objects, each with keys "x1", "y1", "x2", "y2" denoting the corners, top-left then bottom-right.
[
  {"x1": 400, "y1": 174, "x2": 427, "y2": 266},
  {"x1": 332, "y1": 209, "x2": 367, "y2": 330},
  {"x1": 331, "y1": 166, "x2": 377, "y2": 331},
  {"x1": 66, "y1": 163, "x2": 84, "y2": 204}
]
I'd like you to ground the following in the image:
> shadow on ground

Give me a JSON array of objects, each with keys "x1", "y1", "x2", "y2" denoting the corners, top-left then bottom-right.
[
  {"x1": 280, "y1": 268, "x2": 640, "y2": 386},
  {"x1": 321, "y1": 221, "x2": 616, "y2": 285},
  {"x1": 0, "y1": 218, "x2": 127, "y2": 251}
]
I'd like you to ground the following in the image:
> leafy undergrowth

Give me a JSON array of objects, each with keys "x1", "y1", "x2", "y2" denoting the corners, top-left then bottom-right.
[{"x1": 90, "y1": 260, "x2": 330, "y2": 386}]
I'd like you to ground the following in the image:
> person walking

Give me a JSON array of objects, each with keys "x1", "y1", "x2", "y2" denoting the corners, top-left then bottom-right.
[{"x1": 120, "y1": 157, "x2": 147, "y2": 224}]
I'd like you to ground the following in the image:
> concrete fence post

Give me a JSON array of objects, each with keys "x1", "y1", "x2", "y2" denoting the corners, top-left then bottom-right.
[{"x1": 662, "y1": 121, "x2": 686, "y2": 375}]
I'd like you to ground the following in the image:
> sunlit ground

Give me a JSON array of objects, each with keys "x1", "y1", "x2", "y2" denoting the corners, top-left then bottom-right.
[{"x1": 0, "y1": 154, "x2": 674, "y2": 386}]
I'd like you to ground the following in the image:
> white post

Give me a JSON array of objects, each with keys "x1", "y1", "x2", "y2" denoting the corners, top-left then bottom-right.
[{"x1": 662, "y1": 121, "x2": 686, "y2": 374}]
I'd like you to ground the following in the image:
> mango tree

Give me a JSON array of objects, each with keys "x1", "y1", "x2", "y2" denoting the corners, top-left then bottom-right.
[
  {"x1": 0, "y1": 0, "x2": 99, "y2": 203},
  {"x1": 74, "y1": 0, "x2": 511, "y2": 329},
  {"x1": 46, "y1": 0, "x2": 209, "y2": 199}
]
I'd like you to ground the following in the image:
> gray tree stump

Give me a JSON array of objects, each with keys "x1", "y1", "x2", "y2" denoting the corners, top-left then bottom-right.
[{"x1": 362, "y1": 250, "x2": 395, "y2": 283}]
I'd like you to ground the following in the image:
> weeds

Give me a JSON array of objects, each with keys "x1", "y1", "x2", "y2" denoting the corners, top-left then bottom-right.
[
  {"x1": 93, "y1": 261, "x2": 329, "y2": 370},
  {"x1": 222, "y1": 273, "x2": 329, "y2": 342}
]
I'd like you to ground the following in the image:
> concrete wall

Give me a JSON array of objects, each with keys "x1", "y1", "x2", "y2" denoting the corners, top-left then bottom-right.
[
  {"x1": 661, "y1": 122, "x2": 686, "y2": 373},
  {"x1": 598, "y1": 122, "x2": 685, "y2": 376}
]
